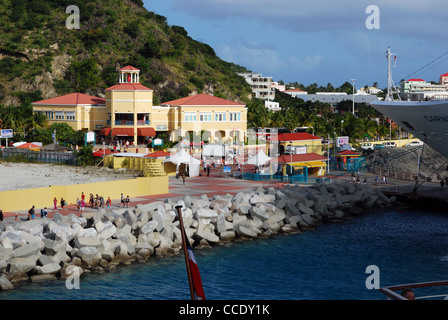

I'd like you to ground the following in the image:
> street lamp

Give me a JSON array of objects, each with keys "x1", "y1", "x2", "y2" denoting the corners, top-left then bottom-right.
[
  {"x1": 350, "y1": 78, "x2": 356, "y2": 115},
  {"x1": 289, "y1": 140, "x2": 293, "y2": 176}
]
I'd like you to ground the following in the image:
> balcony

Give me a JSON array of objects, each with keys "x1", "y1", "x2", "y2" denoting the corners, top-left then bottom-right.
[{"x1": 113, "y1": 120, "x2": 151, "y2": 126}]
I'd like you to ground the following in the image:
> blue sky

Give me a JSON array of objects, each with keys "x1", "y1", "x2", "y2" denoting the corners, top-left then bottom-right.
[{"x1": 144, "y1": 1, "x2": 448, "y2": 89}]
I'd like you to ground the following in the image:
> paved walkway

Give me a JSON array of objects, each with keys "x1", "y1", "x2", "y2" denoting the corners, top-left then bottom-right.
[
  {"x1": 0, "y1": 169, "x2": 289, "y2": 224},
  {"x1": 3, "y1": 169, "x2": 447, "y2": 225}
]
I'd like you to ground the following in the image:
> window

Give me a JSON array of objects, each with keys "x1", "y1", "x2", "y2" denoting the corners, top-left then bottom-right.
[
  {"x1": 55, "y1": 111, "x2": 64, "y2": 120},
  {"x1": 66, "y1": 111, "x2": 75, "y2": 121},
  {"x1": 184, "y1": 113, "x2": 197, "y2": 122},
  {"x1": 215, "y1": 112, "x2": 226, "y2": 122},
  {"x1": 200, "y1": 113, "x2": 211, "y2": 122},
  {"x1": 44, "y1": 111, "x2": 54, "y2": 120},
  {"x1": 229, "y1": 112, "x2": 241, "y2": 122}
]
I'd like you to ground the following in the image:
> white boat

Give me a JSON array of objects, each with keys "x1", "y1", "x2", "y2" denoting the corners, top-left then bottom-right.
[
  {"x1": 371, "y1": 99, "x2": 448, "y2": 159},
  {"x1": 371, "y1": 47, "x2": 448, "y2": 160}
]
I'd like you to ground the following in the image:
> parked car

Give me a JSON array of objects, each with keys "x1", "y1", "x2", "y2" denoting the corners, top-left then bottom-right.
[
  {"x1": 406, "y1": 140, "x2": 424, "y2": 147},
  {"x1": 373, "y1": 144, "x2": 385, "y2": 150},
  {"x1": 383, "y1": 142, "x2": 396, "y2": 148},
  {"x1": 360, "y1": 142, "x2": 374, "y2": 151}
]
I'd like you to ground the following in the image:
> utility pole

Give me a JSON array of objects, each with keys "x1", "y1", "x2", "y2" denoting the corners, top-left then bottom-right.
[{"x1": 350, "y1": 78, "x2": 356, "y2": 115}]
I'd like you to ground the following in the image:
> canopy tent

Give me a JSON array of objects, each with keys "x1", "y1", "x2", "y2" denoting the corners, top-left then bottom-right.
[
  {"x1": 243, "y1": 149, "x2": 272, "y2": 166},
  {"x1": 164, "y1": 149, "x2": 201, "y2": 177}
]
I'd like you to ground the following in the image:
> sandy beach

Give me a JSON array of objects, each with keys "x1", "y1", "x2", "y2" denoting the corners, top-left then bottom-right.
[{"x1": 0, "y1": 162, "x2": 139, "y2": 192}]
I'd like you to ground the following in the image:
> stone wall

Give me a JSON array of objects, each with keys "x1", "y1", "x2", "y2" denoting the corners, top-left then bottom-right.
[{"x1": 0, "y1": 181, "x2": 395, "y2": 290}]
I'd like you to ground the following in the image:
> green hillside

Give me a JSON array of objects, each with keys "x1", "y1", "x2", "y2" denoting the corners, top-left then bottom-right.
[{"x1": 0, "y1": 0, "x2": 252, "y2": 106}]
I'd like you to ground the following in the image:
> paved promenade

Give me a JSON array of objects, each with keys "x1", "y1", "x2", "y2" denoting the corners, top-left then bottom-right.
[{"x1": 3, "y1": 170, "x2": 447, "y2": 225}]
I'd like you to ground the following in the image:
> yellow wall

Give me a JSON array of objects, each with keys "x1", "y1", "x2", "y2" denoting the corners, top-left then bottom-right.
[
  {"x1": 280, "y1": 140, "x2": 324, "y2": 155},
  {"x1": 0, "y1": 176, "x2": 168, "y2": 213}
]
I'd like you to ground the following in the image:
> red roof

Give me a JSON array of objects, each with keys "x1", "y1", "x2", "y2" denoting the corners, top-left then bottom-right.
[
  {"x1": 440, "y1": 73, "x2": 448, "y2": 77},
  {"x1": 273, "y1": 153, "x2": 327, "y2": 164},
  {"x1": 277, "y1": 132, "x2": 321, "y2": 142},
  {"x1": 106, "y1": 83, "x2": 153, "y2": 91},
  {"x1": 407, "y1": 78, "x2": 425, "y2": 82},
  {"x1": 284, "y1": 88, "x2": 307, "y2": 92},
  {"x1": 162, "y1": 93, "x2": 244, "y2": 106},
  {"x1": 32, "y1": 93, "x2": 105, "y2": 106},
  {"x1": 119, "y1": 65, "x2": 140, "y2": 71}
]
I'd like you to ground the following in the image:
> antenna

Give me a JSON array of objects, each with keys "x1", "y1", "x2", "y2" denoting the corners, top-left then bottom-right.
[{"x1": 386, "y1": 47, "x2": 401, "y2": 101}]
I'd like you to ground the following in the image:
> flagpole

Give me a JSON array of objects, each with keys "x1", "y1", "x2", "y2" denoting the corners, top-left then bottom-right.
[{"x1": 175, "y1": 205, "x2": 196, "y2": 300}]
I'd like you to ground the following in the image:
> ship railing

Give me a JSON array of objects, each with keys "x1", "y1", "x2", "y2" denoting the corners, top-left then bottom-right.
[{"x1": 378, "y1": 280, "x2": 448, "y2": 300}]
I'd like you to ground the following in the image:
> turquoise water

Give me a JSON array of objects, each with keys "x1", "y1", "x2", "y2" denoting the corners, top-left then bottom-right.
[{"x1": 1, "y1": 209, "x2": 448, "y2": 300}]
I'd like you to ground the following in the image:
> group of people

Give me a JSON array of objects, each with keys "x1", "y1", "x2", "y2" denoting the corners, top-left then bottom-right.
[
  {"x1": 78, "y1": 192, "x2": 114, "y2": 211},
  {"x1": 120, "y1": 193, "x2": 130, "y2": 208},
  {"x1": 26, "y1": 205, "x2": 48, "y2": 220}
]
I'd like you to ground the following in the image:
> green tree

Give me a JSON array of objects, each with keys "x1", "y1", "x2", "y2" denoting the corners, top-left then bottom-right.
[
  {"x1": 66, "y1": 58, "x2": 100, "y2": 93},
  {"x1": 74, "y1": 144, "x2": 97, "y2": 166}
]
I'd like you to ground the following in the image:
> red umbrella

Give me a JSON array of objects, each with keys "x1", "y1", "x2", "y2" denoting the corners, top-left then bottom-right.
[
  {"x1": 16, "y1": 143, "x2": 41, "y2": 149},
  {"x1": 92, "y1": 149, "x2": 116, "y2": 157},
  {"x1": 144, "y1": 151, "x2": 170, "y2": 158}
]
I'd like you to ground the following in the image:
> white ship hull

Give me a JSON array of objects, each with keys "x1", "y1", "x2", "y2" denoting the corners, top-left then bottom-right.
[{"x1": 371, "y1": 100, "x2": 448, "y2": 160}]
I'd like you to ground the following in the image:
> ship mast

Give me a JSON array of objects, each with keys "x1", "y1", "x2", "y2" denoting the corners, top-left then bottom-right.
[{"x1": 385, "y1": 47, "x2": 400, "y2": 101}]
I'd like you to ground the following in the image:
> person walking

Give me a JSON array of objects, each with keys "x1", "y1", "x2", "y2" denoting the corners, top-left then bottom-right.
[
  {"x1": 53, "y1": 197, "x2": 58, "y2": 210},
  {"x1": 60, "y1": 198, "x2": 65, "y2": 210},
  {"x1": 125, "y1": 195, "x2": 130, "y2": 208},
  {"x1": 80, "y1": 199, "x2": 85, "y2": 212},
  {"x1": 0, "y1": 209, "x2": 3, "y2": 222}
]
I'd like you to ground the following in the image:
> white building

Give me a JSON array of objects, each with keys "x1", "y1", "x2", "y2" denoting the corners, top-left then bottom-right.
[
  {"x1": 238, "y1": 73, "x2": 275, "y2": 100},
  {"x1": 282, "y1": 88, "x2": 308, "y2": 98}
]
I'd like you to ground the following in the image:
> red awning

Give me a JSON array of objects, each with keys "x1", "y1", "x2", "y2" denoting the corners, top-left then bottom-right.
[
  {"x1": 137, "y1": 127, "x2": 156, "y2": 136},
  {"x1": 99, "y1": 127, "x2": 111, "y2": 135},
  {"x1": 111, "y1": 128, "x2": 134, "y2": 136}
]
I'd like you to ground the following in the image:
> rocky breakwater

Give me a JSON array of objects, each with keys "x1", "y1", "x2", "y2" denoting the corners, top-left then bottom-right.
[{"x1": 0, "y1": 181, "x2": 395, "y2": 290}]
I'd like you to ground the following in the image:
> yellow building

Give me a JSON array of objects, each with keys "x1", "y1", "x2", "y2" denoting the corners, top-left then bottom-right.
[
  {"x1": 160, "y1": 93, "x2": 247, "y2": 143},
  {"x1": 32, "y1": 65, "x2": 247, "y2": 146},
  {"x1": 31, "y1": 93, "x2": 107, "y2": 132},
  {"x1": 103, "y1": 65, "x2": 155, "y2": 144}
]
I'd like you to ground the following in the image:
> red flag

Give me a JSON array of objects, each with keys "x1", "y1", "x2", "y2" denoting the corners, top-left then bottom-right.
[{"x1": 185, "y1": 236, "x2": 206, "y2": 300}]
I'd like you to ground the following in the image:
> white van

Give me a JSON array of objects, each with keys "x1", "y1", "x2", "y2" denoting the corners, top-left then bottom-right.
[{"x1": 361, "y1": 143, "x2": 374, "y2": 151}]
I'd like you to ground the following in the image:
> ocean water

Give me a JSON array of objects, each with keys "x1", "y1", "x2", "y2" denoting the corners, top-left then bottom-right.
[{"x1": 1, "y1": 209, "x2": 448, "y2": 300}]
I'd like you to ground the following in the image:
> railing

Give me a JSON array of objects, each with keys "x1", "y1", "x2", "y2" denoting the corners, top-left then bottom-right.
[
  {"x1": 114, "y1": 120, "x2": 150, "y2": 126},
  {"x1": 378, "y1": 280, "x2": 448, "y2": 300},
  {"x1": 1, "y1": 148, "x2": 77, "y2": 165}
]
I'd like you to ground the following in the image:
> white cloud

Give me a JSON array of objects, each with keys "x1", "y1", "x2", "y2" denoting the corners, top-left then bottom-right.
[{"x1": 170, "y1": 0, "x2": 448, "y2": 42}]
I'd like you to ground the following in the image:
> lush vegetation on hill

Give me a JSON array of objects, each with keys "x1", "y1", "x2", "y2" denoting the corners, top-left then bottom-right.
[{"x1": 0, "y1": 0, "x2": 252, "y2": 105}]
